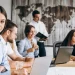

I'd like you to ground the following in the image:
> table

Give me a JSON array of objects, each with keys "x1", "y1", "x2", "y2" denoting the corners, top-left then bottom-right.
[
  {"x1": 11, "y1": 58, "x2": 34, "y2": 75},
  {"x1": 46, "y1": 67, "x2": 75, "y2": 75},
  {"x1": 56, "y1": 61, "x2": 75, "y2": 67}
]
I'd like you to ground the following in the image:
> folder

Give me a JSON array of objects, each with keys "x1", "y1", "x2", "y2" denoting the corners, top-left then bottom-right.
[{"x1": 36, "y1": 32, "x2": 48, "y2": 39}]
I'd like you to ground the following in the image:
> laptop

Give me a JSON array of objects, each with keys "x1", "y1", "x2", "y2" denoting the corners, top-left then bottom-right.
[
  {"x1": 55, "y1": 46, "x2": 73, "y2": 64},
  {"x1": 30, "y1": 56, "x2": 52, "y2": 75},
  {"x1": 51, "y1": 46, "x2": 73, "y2": 66}
]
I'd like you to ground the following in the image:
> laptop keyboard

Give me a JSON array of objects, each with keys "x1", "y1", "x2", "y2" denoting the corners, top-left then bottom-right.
[{"x1": 47, "y1": 67, "x2": 75, "y2": 75}]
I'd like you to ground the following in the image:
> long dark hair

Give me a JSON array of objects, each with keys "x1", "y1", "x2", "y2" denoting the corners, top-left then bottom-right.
[
  {"x1": 0, "y1": 6, "x2": 7, "y2": 21},
  {"x1": 61, "y1": 30, "x2": 75, "y2": 46}
]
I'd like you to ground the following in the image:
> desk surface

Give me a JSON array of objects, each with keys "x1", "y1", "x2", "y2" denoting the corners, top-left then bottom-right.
[
  {"x1": 56, "y1": 61, "x2": 75, "y2": 67},
  {"x1": 11, "y1": 56, "x2": 53, "y2": 75}
]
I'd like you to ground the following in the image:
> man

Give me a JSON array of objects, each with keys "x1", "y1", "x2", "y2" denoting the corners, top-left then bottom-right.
[
  {"x1": 30, "y1": 10, "x2": 48, "y2": 57},
  {"x1": 1, "y1": 19, "x2": 26, "y2": 61},
  {"x1": 1, "y1": 19, "x2": 33, "y2": 70}
]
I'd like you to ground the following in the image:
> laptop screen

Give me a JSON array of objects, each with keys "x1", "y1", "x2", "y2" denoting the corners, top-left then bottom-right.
[
  {"x1": 55, "y1": 46, "x2": 73, "y2": 64},
  {"x1": 30, "y1": 57, "x2": 52, "y2": 75}
]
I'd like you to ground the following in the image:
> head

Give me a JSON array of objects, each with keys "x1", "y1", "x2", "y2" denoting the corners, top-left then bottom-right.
[
  {"x1": 24, "y1": 25, "x2": 35, "y2": 39},
  {"x1": 32, "y1": 10, "x2": 41, "y2": 22},
  {"x1": 61, "y1": 30, "x2": 75, "y2": 46},
  {"x1": 0, "y1": 6, "x2": 7, "y2": 32},
  {"x1": 1, "y1": 19, "x2": 18, "y2": 43}
]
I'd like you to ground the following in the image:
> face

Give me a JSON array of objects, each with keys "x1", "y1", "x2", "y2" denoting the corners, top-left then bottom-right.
[
  {"x1": 71, "y1": 32, "x2": 75, "y2": 45},
  {"x1": 27, "y1": 27, "x2": 35, "y2": 39},
  {"x1": 0, "y1": 13, "x2": 6, "y2": 32},
  {"x1": 7, "y1": 27, "x2": 17, "y2": 43},
  {"x1": 33, "y1": 14, "x2": 41, "y2": 22}
]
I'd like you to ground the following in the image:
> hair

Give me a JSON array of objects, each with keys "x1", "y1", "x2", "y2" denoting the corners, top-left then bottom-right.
[
  {"x1": 32, "y1": 10, "x2": 40, "y2": 17},
  {"x1": 0, "y1": 6, "x2": 7, "y2": 26},
  {"x1": 1, "y1": 19, "x2": 18, "y2": 34},
  {"x1": 61, "y1": 29, "x2": 75, "y2": 46},
  {"x1": 24, "y1": 25, "x2": 35, "y2": 37},
  {"x1": 0, "y1": 6, "x2": 7, "y2": 20}
]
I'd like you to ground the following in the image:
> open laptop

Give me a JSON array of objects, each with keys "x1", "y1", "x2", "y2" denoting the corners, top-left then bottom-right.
[
  {"x1": 55, "y1": 46, "x2": 73, "y2": 64},
  {"x1": 30, "y1": 56, "x2": 52, "y2": 75},
  {"x1": 51, "y1": 46, "x2": 73, "y2": 66}
]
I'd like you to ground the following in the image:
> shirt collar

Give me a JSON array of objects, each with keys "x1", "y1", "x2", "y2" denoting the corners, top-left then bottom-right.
[
  {"x1": 33, "y1": 20, "x2": 40, "y2": 23},
  {"x1": 0, "y1": 35, "x2": 7, "y2": 45}
]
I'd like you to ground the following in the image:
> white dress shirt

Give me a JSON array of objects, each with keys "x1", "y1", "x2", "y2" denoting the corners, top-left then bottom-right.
[
  {"x1": 7, "y1": 42, "x2": 23, "y2": 60},
  {"x1": 0, "y1": 35, "x2": 10, "y2": 71},
  {"x1": 30, "y1": 20, "x2": 48, "y2": 37}
]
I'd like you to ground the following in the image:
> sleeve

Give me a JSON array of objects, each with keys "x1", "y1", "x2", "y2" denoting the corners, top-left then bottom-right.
[
  {"x1": 13, "y1": 40, "x2": 23, "y2": 57},
  {"x1": 7, "y1": 43, "x2": 14, "y2": 55},
  {"x1": 42, "y1": 22, "x2": 48, "y2": 37},
  {"x1": 0, "y1": 43, "x2": 10, "y2": 71},
  {"x1": 18, "y1": 40, "x2": 27, "y2": 57},
  {"x1": 33, "y1": 39, "x2": 39, "y2": 56},
  {"x1": 14, "y1": 49, "x2": 23, "y2": 57},
  {"x1": 2, "y1": 51, "x2": 10, "y2": 71},
  {"x1": 0, "y1": 43, "x2": 3, "y2": 64}
]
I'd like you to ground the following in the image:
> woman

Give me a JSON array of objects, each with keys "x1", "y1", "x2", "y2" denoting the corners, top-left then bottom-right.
[
  {"x1": 0, "y1": 6, "x2": 10, "y2": 72},
  {"x1": 61, "y1": 29, "x2": 75, "y2": 60},
  {"x1": 18, "y1": 25, "x2": 39, "y2": 58}
]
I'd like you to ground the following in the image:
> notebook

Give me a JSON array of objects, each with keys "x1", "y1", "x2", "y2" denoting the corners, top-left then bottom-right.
[
  {"x1": 36, "y1": 32, "x2": 48, "y2": 39},
  {"x1": 30, "y1": 56, "x2": 52, "y2": 75}
]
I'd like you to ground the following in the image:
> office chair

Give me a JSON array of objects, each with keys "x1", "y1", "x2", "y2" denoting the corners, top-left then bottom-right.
[
  {"x1": 16, "y1": 40, "x2": 20, "y2": 47},
  {"x1": 53, "y1": 41, "x2": 62, "y2": 58},
  {"x1": 50, "y1": 41, "x2": 62, "y2": 66}
]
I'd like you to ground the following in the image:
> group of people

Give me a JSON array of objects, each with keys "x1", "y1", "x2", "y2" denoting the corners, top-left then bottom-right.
[
  {"x1": 0, "y1": 6, "x2": 48, "y2": 74},
  {"x1": 1, "y1": 5, "x2": 75, "y2": 74}
]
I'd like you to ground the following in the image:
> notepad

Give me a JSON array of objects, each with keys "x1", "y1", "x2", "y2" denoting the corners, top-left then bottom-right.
[{"x1": 36, "y1": 32, "x2": 48, "y2": 39}]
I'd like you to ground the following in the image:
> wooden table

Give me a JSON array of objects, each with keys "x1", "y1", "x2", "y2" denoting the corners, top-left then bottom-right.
[
  {"x1": 56, "y1": 61, "x2": 75, "y2": 67},
  {"x1": 11, "y1": 58, "x2": 34, "y2": 75}
]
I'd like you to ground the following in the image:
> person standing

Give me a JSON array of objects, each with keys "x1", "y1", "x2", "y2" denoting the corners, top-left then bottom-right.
[{"x1": 30, "y1": 10, "x2": 48, "y2": 57}]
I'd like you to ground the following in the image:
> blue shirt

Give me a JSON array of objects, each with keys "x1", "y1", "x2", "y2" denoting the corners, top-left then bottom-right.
[
  {"x1": 18, "y1": 37, "x2": 39, "y2": 58},
  {"x1": 0, "y1": 35, "x2": 10, "y2": 71}
]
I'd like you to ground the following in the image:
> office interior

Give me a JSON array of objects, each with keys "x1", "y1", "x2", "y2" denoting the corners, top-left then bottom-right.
[{"x1": 1, "y1": 0, "x2": 75, "y2": 75}]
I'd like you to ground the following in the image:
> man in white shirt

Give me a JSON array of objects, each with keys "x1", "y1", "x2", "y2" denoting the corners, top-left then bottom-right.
[
  {"x1": 1, "y1": 19, "x2": 26, "y2": 61},
  {"x1": 1, "y1": 19, "x2": 32, "y2": 70},
  {"x1": 30, "y1": 10, "x2": 48, "y2": 57}
]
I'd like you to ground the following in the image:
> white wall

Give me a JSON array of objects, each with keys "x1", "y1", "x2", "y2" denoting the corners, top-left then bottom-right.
[
  {"x1": 0, "y1": 0, "x2": 11, "y2": 19},
  {"x1": 45, "y1": 47, "x2": 53, "y2": 57}
]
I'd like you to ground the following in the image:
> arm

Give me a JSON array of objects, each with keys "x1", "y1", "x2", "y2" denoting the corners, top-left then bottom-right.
[
  {"x1": 0, "y1": 49, "x2": 6, "y2": 72},
  {"x1": 18, "y1": 40, "x2": 27, "y2": 57},
  {"x1": 0, "y1": 44, "x2": 10, "y2": 72},
  {"x1": 26, "y1": 42, "x2": 38, "y2": 53},
  {"x1": 8, "y1": 53, "x2": 25, "y2": 61}
]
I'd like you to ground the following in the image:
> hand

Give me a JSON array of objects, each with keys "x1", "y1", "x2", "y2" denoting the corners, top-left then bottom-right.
[
  {"x1": 25, "y1": 58, "x2": 33, "y2": 62},
  {"x1": 39, "y1": 38, "x2": 47, "y2": 41},
  {"x1": 32, "y1": 43, "x2": 39, "y2": 50},
  {"x1": 27, "y1": 48, "x2": 34, "y2": 53},
  {"x1": 12, "y1": 68, "x2": 28, "y2": 75},
  {"x1": 0, "y1": 66, "x2": 6, "y2": 72},
  {"x1": 70, "y1": 55, "x2": 75, "y2": 61}
]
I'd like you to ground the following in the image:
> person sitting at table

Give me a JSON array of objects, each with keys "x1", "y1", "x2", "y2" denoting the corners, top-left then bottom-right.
[
  {"x1": 61, "y1": 29, "x2": 75, "y2": 61},
  {"x1": 0, "y1": 6, "x2": 10, "y2": 73},
  {"x1": 1, "y1": 19, "x2": 33, "y2": 70},
  {"x1": 18, "y1": 25, "x2": 39, "y2": 58}
]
